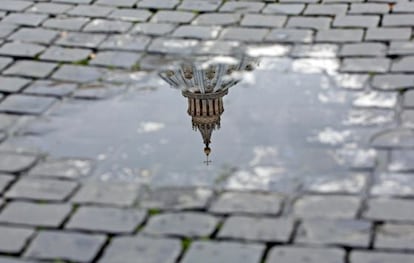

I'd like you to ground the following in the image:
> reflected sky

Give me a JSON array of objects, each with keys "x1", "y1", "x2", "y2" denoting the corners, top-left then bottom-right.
[{"x1": 11, "y1": 56, "x2": 396, "y2": 191}]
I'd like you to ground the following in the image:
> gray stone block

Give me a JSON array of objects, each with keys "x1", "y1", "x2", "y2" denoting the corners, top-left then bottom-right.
[
  {"x1": 173, "y1": 25, "x2": 221, "y2": 40},
  {"x1": 383, "y1": 15, "x2": 414, "y2": 27},
  {"x1": 0, "y1": 77, "x2": 31, "y2": 93},
  {"x1": 52, "y1": 65, "x2": 105, "y2": 83},
  {"x1": 0, "y1": 153, "x2": 37, "y2": 173},
  {"x1": 40, "y1": 46, "x2": 92, "y2": 62},
  {"x1": 108, "y1": 9, "x2": 152, "y2": 22},
  {"x1": 99, "y1": 236, "x2": 181, "y2": 263},
  {"x1": 29, "y1": 158, "x2": 93, "y2": 179},
  {"x1": 351, "y1": 251, "x2": 414, "y2": 263},
  {"x1": 241, "y1": 14, "x2": 287, "y2": 28},
  {"x1": 28, "y1": 3, "x2": 73, "y2": 14},
  {"x1": 8, "y1": 28, "x2": 59, "y2": 44},
  {"x1": 5, "y1": 178, "x2": 78, "y2": 201},
  {"x1": 316, "y1": 29, "x2": 364, "y2": 42},
  {"x1": 24, "y1": 80, "x2": 77, "y2": 97},
  {"x1": 43, "y1": 17, "x2": 90, "y2": 31},
  {"x1": 139, "y1": 187, "x2": 213, "y2": 210},
  {"x1": 99, "y1": 35, "x2": 151, "y2": 51},
  {"x1": 263, "y1": 4, "x2": 305, "y2": 15},
  {"x1": 220, "y1": 27, "x2": 269, "y2": 42},
  {"x1": 389, "y1": 150, "x2": 414, "y2": 172},
  {"x1": 209, "y1": 192, "x2": 283, "y2": 215},
  {"x1": 266, "y1": 246, "x2": 345, "y2": 263},
  {"x1": 66, "y1": 5, "x2": 113, "y2": 17},
  {"x1": 193, "y1": 13, "x2": 241, "y2": 26},
  {"x1": 287, "y1": 17, "x2": 332, "y2": 30},
  {"x1": 71, "y1": 182, "x2": 140, "y2": 206},
  {"x1": 333, "y1": 15, "x2": 379, "y2": 28},
  {"x1": 181, "y1": 241, "x2": 264, "y2": 263},
  {"x1": 83, "y1": 19, "x2": 133, "y2": 33},
  {"x1": 349, "y1": 3, "x2": 389, "y2": 14},
  {"x1": 0, "y1": 95, "x2": 57, "y2": 115},
  {"x1": 131, "y1": 23, "x2": 176, "y2": 35},
  {"x1": 392, "y1": 56, "x2": 414, "y2": 72},
  {"x1": 389, "y1": 41, "x2": 414, "y2": 55},
  {"x1": 2, "y1": 13, "x2": 48, "y2": 26},
  {"x1": 294, "y1": 195, "x2": 361, "y2": 219},
  {"x1": 296, "y1": 219, "x2": 371, "y2": 247},
  {"x1": 66, "y1": 206, "x2": 146, "y2": 234},
  {"x1": 56, "y1": 32, "x2": 106, "y2": 48},
  {"x1": 0, "y1": 226, "x2": 34, "y2": 254},
  {"x1": 341, "y1": 58, "x2": 390, "y2": 73},
  {"x1": 375, "y1": 224, "x2": 414, "y2": 250},
  {"x1": 266, "y1": 29, "x2": 313, "y2": 43},
  {"x1": 0, "y1": 202, "x2": 72, "y2": 227},
  {"x1": 90, "y1": 51, "x2": 141, "y2": 69},
  {"x1": 148, "y1": 38, "x2": 199, "y2": 54},
  {"x1": 96, "y1": 0, "x2": 138, "y2": 7},
  {"x1": 366, "y1": 28, "x2": 412, "y2": 41},
  {"x1": 340, "y1": 43, "x2": 387, "y2": 57},
  {"x1": 137, "y1": 0, "x2": 180, "y2": 9},
  {"x1": 220, "y1": 1, "x2": 265, "y2": 13},
  {"x1": 144, "y1": 212, "x2": 218, "y2": 237},
  {"x1": 218, "y1": 216, "x2": 294, "y2": 242},
  {"x1": 178, "y1": 0, "x2": 222, "y2": 12},
  {"x1": 4, "y1": 60, "x2": 58, "y2": 78},
  {"x1": 151, "y1": 10, "x2": 196, "y2": 23},
  {"x1": 364, "y1": 198, "x2": 414, "y2": 221},
  {"x1": 0, "y1": 0, "x2": 33, "y2": 11},
  {"x1": 0, "y1": 57, "x2": 13, "y2": 72},
  {"x1": 0, "y1": 42, "x2": 45, "y2": 58},
  {"x1": 305, "y1": 4, "x2": 347, "y2": 15},
  {"x1": 25, "y1": 231, "x2": 106, "y2": 262}
]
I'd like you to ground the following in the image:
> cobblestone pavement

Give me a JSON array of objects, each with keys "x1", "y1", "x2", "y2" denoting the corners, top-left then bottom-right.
[{"x1": 1, "y1": 0, "x2": 414, "y2": 262}]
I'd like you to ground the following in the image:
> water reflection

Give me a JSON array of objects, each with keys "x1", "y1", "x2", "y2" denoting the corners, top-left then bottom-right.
[
  {"x1": 6, "y1": 55, "x2": 396, "y2": 191},
  {"x1": 159, "y1": 56, "x2": 258, "y2": 164}
]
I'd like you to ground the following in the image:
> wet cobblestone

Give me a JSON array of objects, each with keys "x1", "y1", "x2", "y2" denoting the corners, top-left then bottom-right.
[{"x1": 0, "y1": 0, "x2": 413, "y2": 262}]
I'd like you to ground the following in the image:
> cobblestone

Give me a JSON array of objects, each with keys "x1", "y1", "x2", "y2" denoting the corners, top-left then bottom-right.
[
  {"x1": 71, "y1": 182, "x2": 139, "y2": 206},
  {"x1": 375, "y1": 223, "x2": 414, "y2": 250},
  {"x1": 0, "y1": 95, "x2": 57, "y2": 115},
  {"x1": 66, "y1": 206, "x2": 146, "y2": 234},
  {"x1": 209, "y1": 192, "x2": 283, "y2": 215},
  {"x1": 139, "y1": 187, "x2": 213, "y2": 210},
  {"x1": 364, "y1": 198, "x2": 414, "y2": 222},
  {"x1": 5, "y1": 178, "x2": 78, "y2": 201},
  {"x1": 293, "y1": 195, "x2": 361, "y2": 218},
  {"x1": 296, "y1": 219, "x2": 371, "y2": 247},
  {"x1": 0, "y1": 77, "x2": 31, "y2": 93},
  {"x1": 0, "y1": 202, "x2": 72, "y2": 227},
  {"x1": 218, "y1": 216, "x2": 294, "y2": 242},
  {"x1": 0, "y1": 153, "x2": 37, "y2": 173},
  {"x1": 0, "y1": 0, "x2": 413, "y2": 261},
  {"x1": 4, "y1": 61, "x2": 58, "y2": 78},
  {"x1": 181, "y1": 241, "x2": 264, "y2": 263},
  {"x1": 143, "y1": 212, "x2": 218, "y2": 237},
  {"x1": 266, "y1": 246, "x2": 345, "y2": 263},
  {"x1": 351, "y1": 251, "x2": 414, "y2": 263},
  {"x1": 99, "y1": 236, "x2": 181, "y2": 263},
  {"x1": 25, "y1": 230, "x2": 106, "y2": 262},
  {"x1": 28, "y1": 158, "x2": 93, "y2": 180},
  {"x1": 0, "y1": 226, "x2": 34, "y2": 254}
]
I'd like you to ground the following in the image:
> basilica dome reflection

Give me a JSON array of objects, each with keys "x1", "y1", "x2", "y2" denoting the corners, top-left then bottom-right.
[{"x1": 159, "y1": 56, "x2": 258, "y2": 164}]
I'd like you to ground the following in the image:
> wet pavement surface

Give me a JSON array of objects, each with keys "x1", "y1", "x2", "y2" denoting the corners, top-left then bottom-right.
[{"x1": 0, "y1": 0, "x2": 414, "y2": 262}]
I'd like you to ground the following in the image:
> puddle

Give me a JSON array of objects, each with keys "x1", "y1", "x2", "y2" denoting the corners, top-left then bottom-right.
[{"x1": 9, "y1": 55, "x2": 396, "y2": 191}]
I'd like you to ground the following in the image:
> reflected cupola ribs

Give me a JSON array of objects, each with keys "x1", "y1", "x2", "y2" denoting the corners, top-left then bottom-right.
[{"x1": 159, "y1": 56, "x2": 258, "y2": 163}]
